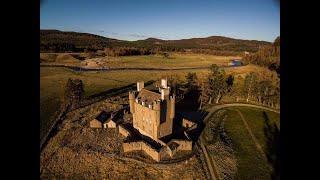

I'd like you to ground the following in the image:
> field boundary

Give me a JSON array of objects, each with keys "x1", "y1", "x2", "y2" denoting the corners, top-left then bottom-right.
[
  {"x1": 40, "y1": 106, "x2": 67, "y2": 152},
  {"x1": 199, "y1": 103, "x2": 280, "y2": 180},
  {"x1": 235, "y1": 109, "x2": 267, "y2": 158}
]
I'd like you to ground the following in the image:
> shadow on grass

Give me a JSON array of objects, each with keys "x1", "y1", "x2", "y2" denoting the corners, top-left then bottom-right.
[
  {"x1": 81, "y1": 80, "x2": 155, "y2": 107},
  {"x1": 263, "y1": 111, "x2": 280, "y2": 180}
]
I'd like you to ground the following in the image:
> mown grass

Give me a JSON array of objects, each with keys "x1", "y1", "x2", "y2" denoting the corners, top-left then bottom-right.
[
  {"x1": 40, "y1": 52, "x2": 241, "y2": 68},
  {"x1": 221, "y1": 107, "x2": 279, "y2": 179},
  {"x1": 230, "y1": 107, "x2": 280, "y2": 150},
  {"x1": 99, "y1": 53, "x2": 241, "y2": 68}
]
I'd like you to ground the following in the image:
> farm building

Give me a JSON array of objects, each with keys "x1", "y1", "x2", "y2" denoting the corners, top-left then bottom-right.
[
  {"x1": 90, "y1": 111, "x2": 111, "y2": 128},
  {"x1": 104, "y1": 112, "x2": 122, "y2": 128}
]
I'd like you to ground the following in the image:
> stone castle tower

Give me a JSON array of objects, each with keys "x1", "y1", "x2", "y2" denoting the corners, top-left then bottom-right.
[{"x1": 129, "y1": 78, "x2": 175, "y2": 140}]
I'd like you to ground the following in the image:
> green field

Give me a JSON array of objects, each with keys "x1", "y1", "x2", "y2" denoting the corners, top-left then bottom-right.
[
  {"x1": 99, "y1": 53, "x2": 241, "y2": 68},
  {"x1": 40, "y1": 52, "x2": 242, "y2": 68},
  {"x1": 204, "y1": 106, "x2": 280, "y2": 179}
]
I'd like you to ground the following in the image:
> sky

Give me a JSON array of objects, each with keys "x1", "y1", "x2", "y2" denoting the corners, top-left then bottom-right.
[{"x1": 40, "y1": 0, "x2": 280, "y2": 42}]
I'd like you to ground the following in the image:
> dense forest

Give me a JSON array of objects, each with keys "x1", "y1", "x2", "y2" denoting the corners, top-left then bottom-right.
[
  {"x1": 40, "y1": 30, "x2": 120, "y2": 52},
  {"x1": 40, "y1": 29, "x2": 271, "y2": 55},
  {"x1": 242, "y1": 37, "x2": 280, "y2": 74}
]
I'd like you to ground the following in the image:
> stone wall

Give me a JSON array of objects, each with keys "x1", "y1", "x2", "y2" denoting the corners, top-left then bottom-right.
[
  {"x1": 90, "y1": 119, "x2": 102, "y2": 128},
  {"x1": 118, "y1": 125, "x2": 131, "y2": 137},
  {"x1": 141, "y1": 141, "x2": 160, "y2": 162},
  {"x1": 172, "y1": 139, "x2": 193, "y2": 151},
  {"x1": 122, "y1": 140, "x2": 162, "y2": 162},
  {"x1": 133, "y1": 101, "x2": 160, "y2": 139},
  {"x1": 123, "y1": 141, "x2": 142, "y2": 152}
]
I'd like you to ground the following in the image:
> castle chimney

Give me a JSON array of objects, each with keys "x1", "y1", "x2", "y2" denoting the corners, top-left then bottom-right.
[
  {"x1": 161, "y1": 78, "x2": 167, "y2": 88},
  {"x1": 161, "y1": 89, "x2": 169, "y2": 100},
  {"x1": 137, "y1": 81, "x2": 144, "y2": 92}
]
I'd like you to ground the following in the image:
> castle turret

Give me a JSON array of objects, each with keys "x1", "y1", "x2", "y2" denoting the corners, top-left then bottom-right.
[
  {"x1": 170, "y1": 95, "x2": 175, "y2": 119},
  {"x1": 153, "y1": 100, "x2": 161, "y2": 139},
  {"x1": 129, "y1": 91, "x2": 136, "y2": 113}
]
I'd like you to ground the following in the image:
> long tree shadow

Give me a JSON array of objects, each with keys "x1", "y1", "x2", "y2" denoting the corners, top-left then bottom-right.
[
  {"x1": 81, "y1": 80, "x2": 155, "y2": 107},
  {"x1": 263, "y1": 111, "x2": 280, "y2": 180}
]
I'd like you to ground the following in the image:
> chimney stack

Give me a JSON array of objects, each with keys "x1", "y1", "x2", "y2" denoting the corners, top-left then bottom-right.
[
  {"x1": 137, "y1": 81, "x2": 144, "y2": 92},
  {"x1": 161, "y1": 78, "x2": 167, "y2": 88}
]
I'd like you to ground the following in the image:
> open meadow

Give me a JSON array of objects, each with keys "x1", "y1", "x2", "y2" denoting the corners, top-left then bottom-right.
[
  {"x1": 40, "y1": 52, "x2": 242, "y2": 68},
  {"x1": 203, "y1": 106, "x2": 280, "y2": 179}
]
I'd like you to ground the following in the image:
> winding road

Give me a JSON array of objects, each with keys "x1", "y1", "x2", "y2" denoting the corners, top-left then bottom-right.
[{"x1": 199, "y1": 103, "x2": 280, "y2": 180}]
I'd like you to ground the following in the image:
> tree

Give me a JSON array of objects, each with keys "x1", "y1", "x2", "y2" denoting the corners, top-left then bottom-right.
[
  {"x1": 208, "y1": 64, "x2": 228, "y2": 103},
  {"x1": 230, "y1": 75, "x2": 244, "y2": 102},
  {"x1": 226, "y1": 75, "x2": 234, "y2": 93},
  {"x1": 243, "y1": 72, "x2": 259, "y2": 102},
  {"x1": 242, "y1": 36, "x2": 280, "y2": 74},
  {"x1": 185, "y1": 72, "x2": 198, "y2": 91},
  {"x1": 166, "y1": 73, "x2": 183, "y2": 95},
  {"x1": 198, "y1": 76, "x2": 212, "y2": 109},
  {"x1": 65, "y1": 78, "x2": 85, "y2": 111}
]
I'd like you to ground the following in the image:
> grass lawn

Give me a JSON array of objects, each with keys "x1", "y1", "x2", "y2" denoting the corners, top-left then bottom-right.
[
  {"x1": 230, "y1": 107, "x2": 280, "y2": 150},
  {"x1": 99, "y1": 53, "x2": 241, "y2": 68},
  {"x1": 203, "y1": 106, "x2": 280, "y2": 180},
  {"x1": 40, "y1": 52, "x2": 241, "y2": 68}
]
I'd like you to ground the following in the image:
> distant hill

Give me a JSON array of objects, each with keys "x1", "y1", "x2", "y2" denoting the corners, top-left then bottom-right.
[
  {"x1": 40, "y1": 29, "x2": 272, "y2": 53},
  {"x1": 40, "y1": 29, "x2": 121, "y2": 52},
  {"x1": 139, "y1": 36, "x2": 271, "y2": 53}
]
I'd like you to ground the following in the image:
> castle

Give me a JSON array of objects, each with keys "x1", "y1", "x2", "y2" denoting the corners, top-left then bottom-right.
[
  {"x1": 90, "y1": 78, "x2": 196, "y2": 162},
  {"x1": 129, "y1": 78, "x2": 175, "y2": 141}
]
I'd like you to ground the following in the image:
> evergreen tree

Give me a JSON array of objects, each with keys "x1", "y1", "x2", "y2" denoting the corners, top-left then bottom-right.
[
  {"x1": 65, "y1": 78, "x2": 85, "y2": 111},
  {"x1": 243, "y1": 72, "x2": 259, "y2": 102},
  {"x1": 230, "y1": 75, "x2": 245, "y2": 102},
  {"x1": 198, "y1": 76, "x2": 212, "y2": 109},
  {"x1": 208, "y1": 64, "x2": 228, "y2": 103},
  {"x1": 185, "y1": 72, "x2": 198, "y2": 91}
]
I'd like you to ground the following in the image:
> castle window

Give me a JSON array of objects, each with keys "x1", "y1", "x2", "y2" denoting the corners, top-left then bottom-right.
[
  {"x1": 143, "y1": 126, "x2": 145, "y2": 131},
  {"x1": 149, "y1": 114, "x2": 151, "y2": 118}
]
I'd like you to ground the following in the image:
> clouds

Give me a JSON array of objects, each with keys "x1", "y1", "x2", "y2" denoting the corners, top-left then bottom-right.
[
  {"x1": 95, "y1": 30, "x2": 169, "y2": 40},
  {"x1": 129, "y1": 34, "x2": 147, "y2": 38}
]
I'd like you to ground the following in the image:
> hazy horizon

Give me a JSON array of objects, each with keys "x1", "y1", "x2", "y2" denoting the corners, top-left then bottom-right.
[
  {"x1": 40, "y1": 28, "x2": 276, "y2": 42},
  {"x1": 40, "y1": 0, "x2": 280, "y2": 42}
]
